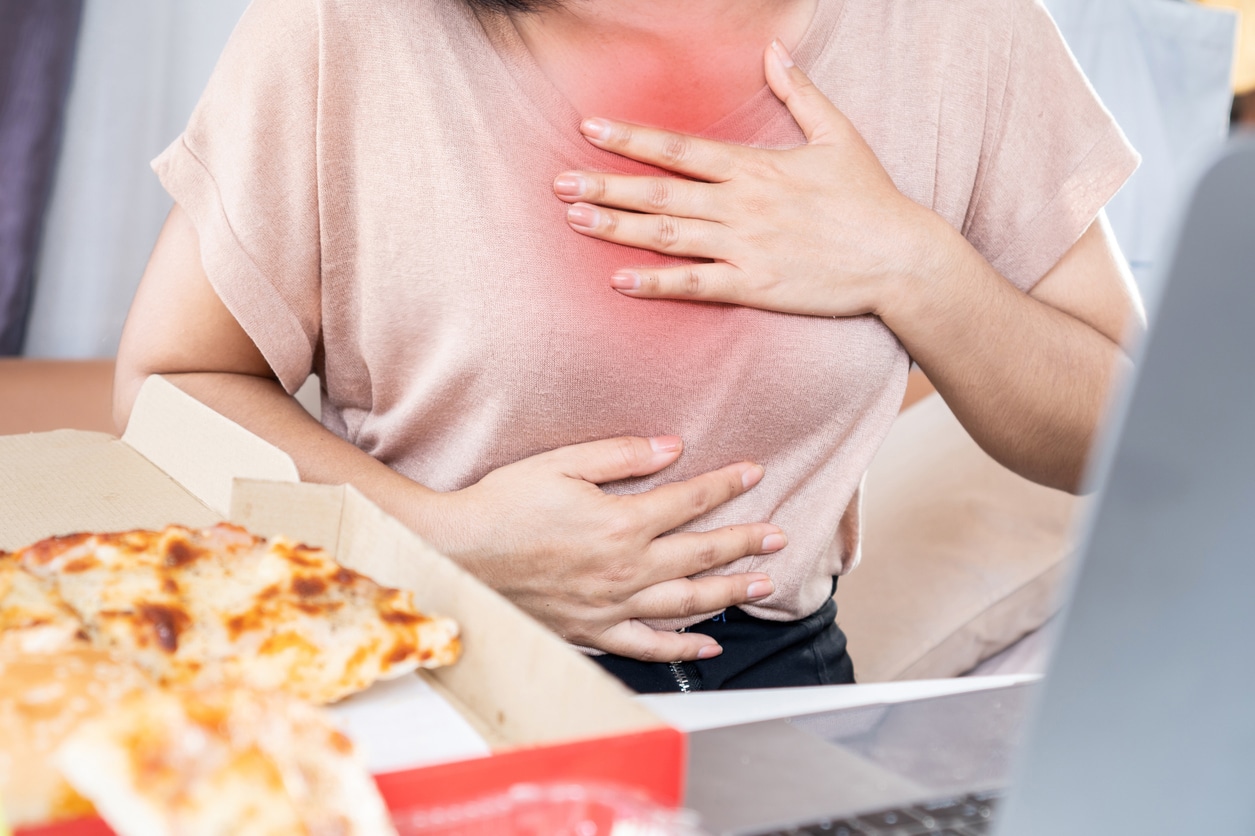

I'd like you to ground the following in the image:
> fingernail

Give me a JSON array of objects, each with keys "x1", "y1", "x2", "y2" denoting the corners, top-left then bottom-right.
[
  {"x1": 650, "y1": 435, "x2": 683, "y2": 454},
  {"x1": 581, "y1": 117, "x2": 612, "y2": 140},
  {"x1": 611, "y1": 271, "x2": 640, "y2": 290},
  {"x1": 567, "y1": 204, "x2": 599, "y2": 229},
  {"x1": 747, "y1": 580, "x2": 775, "y2": 600},
  {"x1": 554, "y1": 173, "x2": 585, "y2": 197},
  {"x1": 761, "y1": 533, "x2": 787, "y2": 552},
  {"x1": 741, "y1": 464, "x2": 765, "y2": 490},
  {"x1": 698, "y1": 644, "x2": 723, "y2": 660},
  {"x1": 770, "y1": 39, "x2": 795, "y2": 69}
]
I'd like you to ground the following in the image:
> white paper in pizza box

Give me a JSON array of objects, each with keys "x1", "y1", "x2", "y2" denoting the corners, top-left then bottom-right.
[{"x1": 0, "y1": 375, "x2": 669, "y2": 781}]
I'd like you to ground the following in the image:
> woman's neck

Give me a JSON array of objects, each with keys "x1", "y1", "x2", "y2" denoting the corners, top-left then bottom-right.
[{"x1": 510, "y1": 0, "x2": 818, "y2": 134}]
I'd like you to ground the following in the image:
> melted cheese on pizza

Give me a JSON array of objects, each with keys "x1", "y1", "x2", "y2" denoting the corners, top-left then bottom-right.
[
  {"x1": 56, "y1": 685, "x2": 396, "y2": 836},
  {"x1": 0, "y1": 558, "x2": 84, "y2": 655},
  {"x1": 14, "y1": 524, "x2": 460, "y2": 704},
  {"x1": 0, "y1": 647, "x2": 152, "y2": 827}
]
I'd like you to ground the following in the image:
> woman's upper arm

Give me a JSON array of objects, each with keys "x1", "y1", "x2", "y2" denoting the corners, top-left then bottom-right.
[
  {"x1": 113, "y1": 204, "x2": 275, "y2": 431},
  {"x1": 1027, "y1": 211, "x2": 1147, "y2": 353}
]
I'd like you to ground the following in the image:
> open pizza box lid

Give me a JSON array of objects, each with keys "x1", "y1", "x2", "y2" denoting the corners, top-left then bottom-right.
[{"x1": 0, "y1": 376, "x2": 685, "y2": 831}]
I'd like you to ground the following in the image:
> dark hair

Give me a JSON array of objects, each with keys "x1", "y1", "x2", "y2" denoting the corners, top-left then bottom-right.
[{"x1": 462, "y1": 0, "x2": 561, "y2": 12}]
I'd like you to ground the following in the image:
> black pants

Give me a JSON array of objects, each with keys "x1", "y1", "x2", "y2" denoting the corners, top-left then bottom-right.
[{"x1": 594, "y1": 580, "x2": 855, "y2": 693}]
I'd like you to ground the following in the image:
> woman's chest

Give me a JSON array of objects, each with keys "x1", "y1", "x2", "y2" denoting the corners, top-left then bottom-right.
[{"x1": 319, "y1": 141, "x2": 907, "y2": 451}]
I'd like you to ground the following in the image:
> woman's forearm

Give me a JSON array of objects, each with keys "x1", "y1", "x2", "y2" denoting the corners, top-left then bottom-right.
[
  {"x1": 147, "y1": 372, "x2": 444, "y2": 533},
  {"x1": 880, "y1": 217, "x2": 1133, "y2": 493}
]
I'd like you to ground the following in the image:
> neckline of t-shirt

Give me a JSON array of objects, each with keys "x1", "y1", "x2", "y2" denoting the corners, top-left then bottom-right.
[{"x1": 471, "y1": 0, "x2": 846, "y2": 169}]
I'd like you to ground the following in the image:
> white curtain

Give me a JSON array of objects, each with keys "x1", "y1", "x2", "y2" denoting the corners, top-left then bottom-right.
[
  {"x1": 1044, "y1": 0, "x2": 1238, "y2": 311},
  {"x1": 22, "y1": 0, "x2": 250, "y2": 358}
]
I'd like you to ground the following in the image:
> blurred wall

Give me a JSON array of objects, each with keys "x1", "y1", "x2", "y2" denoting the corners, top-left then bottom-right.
[
  {"x1": 0, "y1": 0, "x2": 83, "y2": 355},
  {"x1": 22, "y1": 0, "x2": 249, "y2": 358},
  {"x1": 1045, "y1": 0, "x2": 1237, "y2": 312}
]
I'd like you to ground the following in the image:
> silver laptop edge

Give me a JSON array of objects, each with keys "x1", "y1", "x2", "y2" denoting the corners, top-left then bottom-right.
[{"x1": 997, "y1": 138, "x2": 1255, "y2": 835}]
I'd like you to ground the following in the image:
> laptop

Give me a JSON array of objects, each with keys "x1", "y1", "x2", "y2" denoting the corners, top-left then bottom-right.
[{"x1": 684, "y1": 137, "x2": 1255, "y2": 836}]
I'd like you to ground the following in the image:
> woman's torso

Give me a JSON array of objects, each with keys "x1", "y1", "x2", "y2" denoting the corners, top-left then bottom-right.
[{"x1": 267, "y1": 0, "x2": 1018, "y2": 625}]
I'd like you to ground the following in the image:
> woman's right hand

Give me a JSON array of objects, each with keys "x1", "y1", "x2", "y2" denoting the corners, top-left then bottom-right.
[{"x1": 421, "y1": 435, "x2": 785, "y2": 662}]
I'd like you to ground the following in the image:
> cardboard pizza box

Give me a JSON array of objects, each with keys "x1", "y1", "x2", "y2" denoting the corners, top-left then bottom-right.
[{"x1": 0, "y1": 376, "x2": 685, "y2": 834}]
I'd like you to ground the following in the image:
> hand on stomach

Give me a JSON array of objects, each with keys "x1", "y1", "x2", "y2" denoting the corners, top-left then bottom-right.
[{"x1": 426, "y1": 435, "x2": 784, "y2": 662}]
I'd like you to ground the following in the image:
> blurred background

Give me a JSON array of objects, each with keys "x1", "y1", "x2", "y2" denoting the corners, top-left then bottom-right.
[{"x1": 0, "y1": 0, "x2": 1249, "y2": 360}]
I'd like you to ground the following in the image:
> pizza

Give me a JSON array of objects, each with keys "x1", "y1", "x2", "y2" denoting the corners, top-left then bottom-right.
[
  {"x1": 11, "y1": 523, "x2": 461, "y2": 704},
  {"x1": 57, "y1": 684, "x2": 396, "y2": 836},
  {"x1": 0, "y1": 647, "x2": 152, "y2": 827},
  {"x1": 0, "y1": 557, "x2": 84, "y2": 655}
]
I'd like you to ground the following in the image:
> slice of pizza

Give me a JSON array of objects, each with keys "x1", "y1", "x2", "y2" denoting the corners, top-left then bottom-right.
[
  {"x1": 14, "y1": 524, "x2": 460, "y2": 704},
  {"x1": 0, "y1": 557, "x2": 85, "y2": 654},
  {"x1": 56, "y1": 684, "x2": 397, "y2": 836},
  {"x1": 0, "y1": 647, "x2": 152, "y2": 827}
]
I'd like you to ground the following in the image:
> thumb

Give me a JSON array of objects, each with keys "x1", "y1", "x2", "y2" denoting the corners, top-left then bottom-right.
[
  {"x1": 548, "y1": 435, "x2": 683, "y2": 484},
  {"x1": 764, "y1": 39, "x2": 846, "y2": 145}
]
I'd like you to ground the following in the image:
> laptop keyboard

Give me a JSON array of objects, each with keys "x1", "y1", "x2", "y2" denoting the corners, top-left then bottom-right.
[{"x1": 753, "y1": 789, "x2": 1002, "y2": 836}]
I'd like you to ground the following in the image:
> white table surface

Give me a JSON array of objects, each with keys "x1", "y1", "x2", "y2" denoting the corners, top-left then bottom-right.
[{"x1": 635, "y1": 674, "x2": 1040, "y2": 733}]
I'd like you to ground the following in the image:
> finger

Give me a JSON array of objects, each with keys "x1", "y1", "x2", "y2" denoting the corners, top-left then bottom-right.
[
  {"x1": 627, "y1": 573, "x2": 776, "y2": 621},
  {"x1": 763, "y1": 39, "x2": 846, "y2": 145},
  {"x1": 565, "y1": 202, "x2": 731, "y2": 259},
  {"x1": 545, "y1": 435, "x2": 684, "y2": 484},
  {"x1": 580, "y1": 118, "x2": 740, "y2": 182},
  {"x1": 631, "y1": 460, "x2": 766, "y2": 535},
  {"x1": 610, "y1": 261, "x2": 747, "y2": 304},
  {"x1": 596, "y1": 619, "x2": 724, "y2": 663},
  {"x1": 641, "y1": 525, "x2": 787, "y2": 586},
  {"x1": 553, "y1": 170, "x2": 724, "y2": 222}
]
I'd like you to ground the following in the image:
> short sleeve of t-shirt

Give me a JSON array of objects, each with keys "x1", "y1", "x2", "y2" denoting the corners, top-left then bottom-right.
[
  {"x1": 152, "y1": 0, "x2": 321, "y2": 394},
  {"x1": 962, "y1": 0, "x2": 1139, "y2": 292}
]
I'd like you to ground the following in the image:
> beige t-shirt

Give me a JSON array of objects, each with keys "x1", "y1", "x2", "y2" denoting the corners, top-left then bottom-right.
[{"x1": 154, "y1": 0, "x2": 1137, "y2": 628}]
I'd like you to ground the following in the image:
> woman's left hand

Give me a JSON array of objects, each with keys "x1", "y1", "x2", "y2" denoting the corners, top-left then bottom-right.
[{"x1": 553, "y1": 40, "x2": 944, "y2": 319}]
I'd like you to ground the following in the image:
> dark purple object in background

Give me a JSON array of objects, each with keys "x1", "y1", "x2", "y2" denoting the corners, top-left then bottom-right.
[{"x1": 0, "y1": 0, "x2": 84, "y2": 355}]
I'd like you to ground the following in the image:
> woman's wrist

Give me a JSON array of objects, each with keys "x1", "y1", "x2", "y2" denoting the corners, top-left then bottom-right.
[{"x1": 875, "y1": 208, "x2": 981, "y2": 339}]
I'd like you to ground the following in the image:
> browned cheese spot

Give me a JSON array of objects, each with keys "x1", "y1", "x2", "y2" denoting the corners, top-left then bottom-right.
[
  {"x1": 295, "y1": 600, "x2": 344, "y2": 616},
  {"x1": 99, "y1": 530, "x2": 153, "y2": 550},
  {"x1": 97, "y1": 530, "x2": 162, "y2": 563},
  {"x1": 381, "y1": 609, "x2": 423, "y2": 626},
  {"x1": 343, "y1": 640, "x2": 379, "y2": 678},
  {"x1": 291, "y1": 575, "x2": 328, "y2": 598},
  {"x1": 225, "y1": 608, "x2": 262, "y2": 639},
  {"x1": 61, "y1": 556, "x2": 100, "y2": 574},
  {"x1": 332, "y1": 567, "x2": 358, "y2": 586},
  {"x1": 137, "y1": 602, "x2": 192, "y2": 653},
  {"x1": 276, "y1": 542, "x2": 323, "y2": 569},
  {"x1": 184, "y1": 696, "x2": 232, "y2": 733},
  {"x1": 387, "y1": 642, "x2": 416, "y2": 665},
  {"x1": 257, "y1": 584, "x2": 282, "y2": 600},
  {"x1": 258, "y1": 632, "x2": 318, "y2": 657},
  {"x1": 163, "y1": 536, "x2": 207, "y2": 569},
  {"x1": 162, "y1": 576, "x2": 180, "y2": 594}
]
